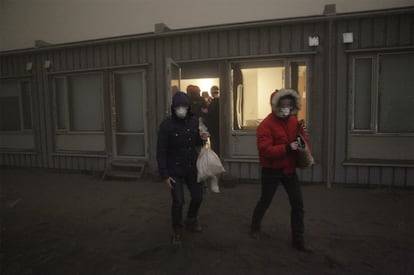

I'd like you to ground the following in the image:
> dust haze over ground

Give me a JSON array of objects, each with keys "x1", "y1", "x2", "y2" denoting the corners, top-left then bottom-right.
[{"x1": 1, "y1": 168, "x2": 413, "y2": 274}]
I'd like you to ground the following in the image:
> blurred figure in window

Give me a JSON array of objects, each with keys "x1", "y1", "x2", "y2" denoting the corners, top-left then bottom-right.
[{"x1": 207, "y1": 85, "x2": 220, "y2": 155}]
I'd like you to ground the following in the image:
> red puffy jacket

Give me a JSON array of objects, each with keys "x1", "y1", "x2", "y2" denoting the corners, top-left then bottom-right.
[{"x1": 257, "y1": 89, "x2": 313, "y2": 174}]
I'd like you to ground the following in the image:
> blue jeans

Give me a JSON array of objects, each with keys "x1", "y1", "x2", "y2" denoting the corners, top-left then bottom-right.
[
  {"x1": 170, "y1": 172, "x2": 203, "y2": 229},
  {"x1": 251, "y1": 168, "x2": 305, "y2": 244}
]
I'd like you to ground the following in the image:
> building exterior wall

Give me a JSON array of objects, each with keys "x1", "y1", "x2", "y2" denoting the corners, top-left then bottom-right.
[{"x1": 1, "y1": 7, "x2": 413, "y2": 186}]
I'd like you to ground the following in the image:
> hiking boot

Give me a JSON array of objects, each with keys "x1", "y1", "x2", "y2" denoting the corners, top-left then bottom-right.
[
  {"x1": 171, "y1": 228, "x2": 182, "y2": 245},
  {"x1": 185, "y1": 219, "x2": 202, "y2": 232}
]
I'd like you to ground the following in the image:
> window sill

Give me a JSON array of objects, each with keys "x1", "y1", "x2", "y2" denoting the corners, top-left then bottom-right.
[{"x1": 343, "y1": 158, "x2": 414, "y2": 168}]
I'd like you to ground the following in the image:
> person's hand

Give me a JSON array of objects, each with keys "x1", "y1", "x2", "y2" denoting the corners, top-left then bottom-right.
[
  {"x1": 164, "y1": 177, "x2": 176, "y2": 190},
  {"x1": 289, "y1": 141, "x2": 299, "y2": 151},
  {"x1": 200, "y1": 132, "x2": 210, "y2": 141}
]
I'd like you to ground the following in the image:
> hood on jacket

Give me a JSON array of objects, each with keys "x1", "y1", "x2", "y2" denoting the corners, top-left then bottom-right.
[
  {"x1": 270, "y1": 88, "x2": 301, "y2": 118},
  {"x1": 171, "y1": 91, "x2": 193, "y2": 118}
]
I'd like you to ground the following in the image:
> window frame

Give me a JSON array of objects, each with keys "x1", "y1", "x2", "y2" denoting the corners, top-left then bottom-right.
[
  {"x1": 350, "y1": 51, "x2": 414, "y2": 136},
  {"x1": 52, "y1": 72, "x2": 105, "y2": 134},
  {"x1": 230, "y1": 57, "x2": 311, "y2": 133},
  {"x1": 0, "y1": 78, "x2": 33, "y2": 133}
]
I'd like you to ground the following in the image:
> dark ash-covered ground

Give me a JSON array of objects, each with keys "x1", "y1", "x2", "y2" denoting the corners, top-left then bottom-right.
[{"x1": 1, "y1": 168, "x2": 413, "y2": 274}]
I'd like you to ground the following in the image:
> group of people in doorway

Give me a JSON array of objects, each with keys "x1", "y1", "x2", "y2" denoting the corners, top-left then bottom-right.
[{"x1": 156, "y1": 86, "x2": 313, "y2": 253}]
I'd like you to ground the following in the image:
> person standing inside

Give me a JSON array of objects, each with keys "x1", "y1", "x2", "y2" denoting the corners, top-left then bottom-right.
[
  {"x1": 250, "y1": 88, "x2": 313, "y2": 252},
  {"x1": 207, "y1": 85, "x2": 220, "y2": 155},
  {"x1": 157, "y1": 91, "x2": 208, "y2": 244}
]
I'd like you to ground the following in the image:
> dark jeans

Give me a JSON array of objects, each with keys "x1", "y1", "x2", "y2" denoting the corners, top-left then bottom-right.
[
  {"x1": 170, "y1": 172, "x2": 203, "y2": 229},
  {"x1": 251, "y1": 168, "x2": 305, "y2": 244}
]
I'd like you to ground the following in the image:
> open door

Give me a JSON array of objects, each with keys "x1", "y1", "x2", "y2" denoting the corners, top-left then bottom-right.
[{"x1": 165, "y1": 58, "x2": 181, "y2": 115}]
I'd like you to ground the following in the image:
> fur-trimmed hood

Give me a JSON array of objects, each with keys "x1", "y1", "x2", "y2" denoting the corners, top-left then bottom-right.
[{"x1": 270, "y1": 88, "x2": 301, "y2": 118}]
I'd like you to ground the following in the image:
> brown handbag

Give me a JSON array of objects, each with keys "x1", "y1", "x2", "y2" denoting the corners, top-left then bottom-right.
[{"x1": 296, "y1": 121, "x2": 314, "y2": 169}]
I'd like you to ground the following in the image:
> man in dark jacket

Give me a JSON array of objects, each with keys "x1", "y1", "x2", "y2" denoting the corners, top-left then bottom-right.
[{"x1": 157, "y1": 91, "x2": 206, "y2": 244}]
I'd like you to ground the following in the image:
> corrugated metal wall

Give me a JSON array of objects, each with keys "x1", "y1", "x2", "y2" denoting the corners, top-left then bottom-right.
[
  {"x1": 0, "y1": 39, "x2": 158, "y2": 171},
  {"x1": 333, "y1": 11, "x2": 414, "y2": 186},
  {"x1": 1, "y1": 8, "x2": 413, "y2": 185}
]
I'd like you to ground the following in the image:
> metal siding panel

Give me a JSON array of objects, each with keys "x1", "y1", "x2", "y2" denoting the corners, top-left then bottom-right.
[
  {"x1": 270, "y1": 26, "x2": 281, "y2": 53},
  {"x1": 229, "y1": 162, "x2": 240, "y2": 178},
  {"x1": 380, "y1": 167, "x2": 394, "y2": 186},
  {"x1": 281, "y1": 25, "x2": 292, "y2": 52},
  {"x1": 73, "y1": 47, "x2": 81, "y2": 70},
  {"x1": 172, "y1": 37, "x2": 181, "y2": 60},
  {"x1": 368, "y1": 167, "x2": 381, "y2": 185},
  {"x1": 249, "y1": 29, "x2": 259, "y2": 56},
  {"x1": 219, "y1": 31, "x2": 228, "y2": 57},
  {"x1": 52, "y1": 51, "x2": 61, "y2": 72},
  {"x1": 373, "y1": 17, "x2": 386, "y2": 47},
  {"x1": 163, "y1": 38, "x2": 172, "y2": 60},
  {"x1": 80, "y1": 47, "x2": 87, "y2": 69},
  {"x1": 357, "y1": 167, "x2": 369, "y2": 185},
  {"x1": 240, "y1": 163, "x2": 250, "y2": 179},
  {"x1": 181, "y1": 35, "x2": 191, "y2": 60},
  {"x1": 239, "y1": 30, "x2": 250, "y2": 56},
  {"x1": 291, "y1": 24, "x2": 303, "y2": 52},
  {"x1": 130, "y1": 41, "x2": 139, "y2": 64},
  {"x1": 399, "y1": 14, "x2": 413, "y2": 45},
  {"x1": 87, "y1": 47, "x2": 94, "y2": 68},
  {"x1": 385, "y1": 15, "x2": 399, "y2": 47},
  {"x1": 78, "y1": 157, "x2": 85, "y2": 170},
  {"x1": 191, "y1": 34, "x2": 200, "y2": 59},
  {"x1": 345, "y1": 166, "x2": 357, "y2": 184},
  {"x1": 199, "y1": 33, "x2": 209, "y2": 59},
  {"x1": 394, "y1": 168, "x2": 406, "y2": 187},
  {"x1": 107, "y1": 44, "x2": 115, "y2": 66},
  {"x1": 250, "y1": 163, "x2": 260, "y2": 180},
  {"x1": 228, "y1": 30, "x2": 239, "y2": 56},
  {"x1": 115, "y1": 43, "x2": 123, "y2": 66},
  {"x1": 123, "y1": 42, "x2": 130, "y2": 65},
  {"x1": 259, "y1": 27, "x2": 270, "y2": 55},
  {"x1": 208, "y1": 32, "x2": 219, "y2": 58},
  {"x1": 360, "y1": 18, "x2": 373, "y2": 50},
  {"x1": 406, "y1": 169, "x2": 414, "y2": 187}
]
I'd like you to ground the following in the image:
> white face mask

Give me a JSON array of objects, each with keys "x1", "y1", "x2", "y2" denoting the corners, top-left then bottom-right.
[
  {"x1": 281, "y1": 107, "x2": 291, "y2": 117},
  {"x1": 175, "y1": 106, "x2": 188, "y2": 119}
]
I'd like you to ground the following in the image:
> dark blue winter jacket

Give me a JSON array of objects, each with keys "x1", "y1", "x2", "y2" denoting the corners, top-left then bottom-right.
[{"x1": 156, "y1": 92, "x2": 204, "y2": 180}]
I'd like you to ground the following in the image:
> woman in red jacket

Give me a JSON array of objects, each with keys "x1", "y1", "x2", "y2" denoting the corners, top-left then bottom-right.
[{"x1": 250, "y1": 88, "x2": 313, "y2": 252}]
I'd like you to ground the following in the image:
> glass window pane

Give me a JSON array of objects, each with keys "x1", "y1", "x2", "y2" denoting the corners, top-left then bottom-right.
[
  {"x1": 21, "y1": 81, "x2": 33, "y2": 130},
  {"x1": 115, "y1": 72, "x2": 144, "y2": 132},
  {"x1": 116, "y1": 135, "x2": 145, "y2": 156},
  {"x1": 0, "y1": 81, "x2": 21, "y2": 131},
  {"x1": 68, "y1": 74, "x2": 103, "y2": 131},
  {"x1": 55, "y1": 78, "x2": 67, "y2": 130},
  {"x1": 235, "y1": 66, "x2": 284, "y2": 130},
  {"x1": 354, "y1": 58, "x2": 372, "y2": 130},
  {"x1": 378, "y1": 53, "x2": 414, "y2": 133}
]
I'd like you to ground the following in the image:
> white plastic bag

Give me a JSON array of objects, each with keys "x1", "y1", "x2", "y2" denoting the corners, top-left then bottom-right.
[
  {"x1": 207, "y1": 175, "x2": 220, "y2": 193},
  {"x1": 197, "y1": 145, "x2": 225, "y2": 183}
]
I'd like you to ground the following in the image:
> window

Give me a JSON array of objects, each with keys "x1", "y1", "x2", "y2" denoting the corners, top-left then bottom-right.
[
  {"x1": 0, "y1": 79, "x2": 33, "y2": 131},
  {"x1": 352, "y1": 52, "x2": 414, "y2": 133},
  {"x1": 53, "y1": 73, "x2": 104, "y2": 132},
  {"x1": 232, "y1": 59, "x2": 308, "y2": 131}
]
